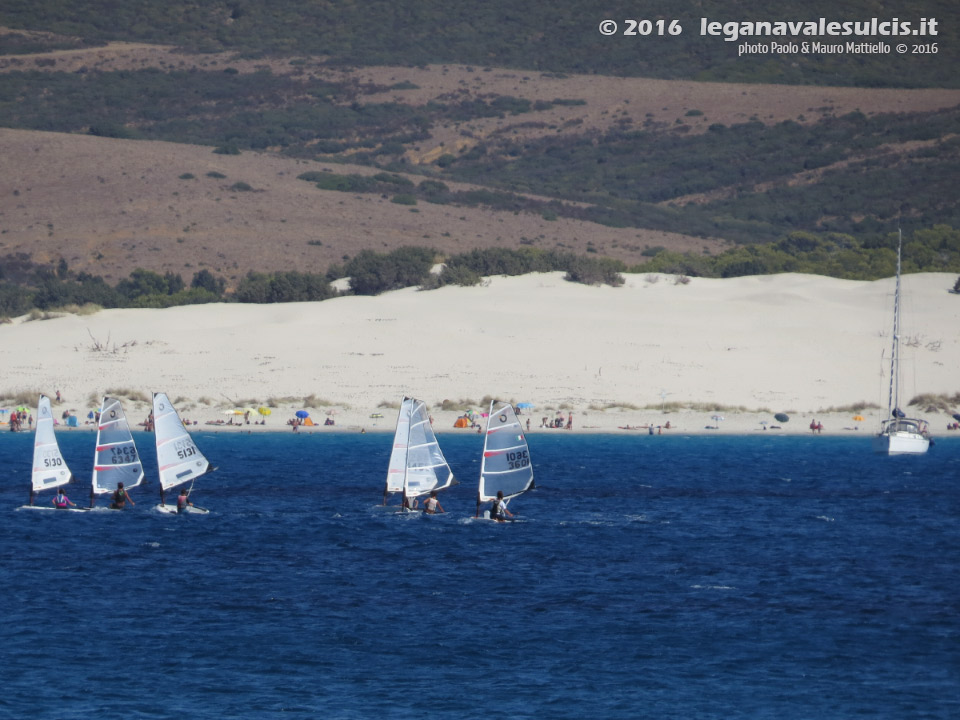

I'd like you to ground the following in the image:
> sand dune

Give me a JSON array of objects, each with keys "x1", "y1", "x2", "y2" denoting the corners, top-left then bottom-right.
[{"x1": 1, "y1": 272, "x2": 958, "y2": 436}]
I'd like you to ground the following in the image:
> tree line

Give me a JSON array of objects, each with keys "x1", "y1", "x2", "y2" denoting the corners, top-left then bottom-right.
[{"x1": 4, "y1": 233, "x2": 959, "y2": 319}]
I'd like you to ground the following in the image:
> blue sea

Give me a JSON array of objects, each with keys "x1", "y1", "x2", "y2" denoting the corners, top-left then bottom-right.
[{"x1": 1, "y1": 430, "x2": 958, "y2": 719}]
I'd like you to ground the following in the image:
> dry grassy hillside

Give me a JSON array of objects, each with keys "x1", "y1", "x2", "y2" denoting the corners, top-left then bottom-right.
[
  {"x1": 0, "y1": 128, "x2": 717, "y2": 284},
  {"x1": 3, "y1": 40, "x2": 960, "y2": 285}
]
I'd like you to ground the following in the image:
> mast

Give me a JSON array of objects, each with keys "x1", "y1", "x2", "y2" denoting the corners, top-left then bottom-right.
[{"x1": 884, "y1": 230, "x2": 903, "y2": 424}]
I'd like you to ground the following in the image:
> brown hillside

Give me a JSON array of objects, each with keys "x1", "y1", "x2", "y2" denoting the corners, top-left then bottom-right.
[
  {"x1": 0, "y1": 128, "x2": 717, "y2": 285},
  {"x1": 3, "y1": 41, "x2": 960, "y2": 285}
]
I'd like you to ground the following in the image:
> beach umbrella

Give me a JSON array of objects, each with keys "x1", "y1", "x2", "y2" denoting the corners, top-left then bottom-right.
[
  {"x1": 258, "y1": 407, "x2": 272, "y2": 416},
  {"x1": 852, "y1": 415, "x2": 865, "y2": 422},
  {"x1": 711, "y1": 415, "x2": 724, "y2": 422},
  {"x1": 953, "y1": 413, "x2": 960, "y2": 422},
  {"x1": 517, "y1": 402, "x2": 534, "y2": 409},
  {"x1": 774, "y1": 413, "x2": 789, "y2": 423},
  {"x1": 295, "y1": 410, "x2": 310, "y2": 419}
]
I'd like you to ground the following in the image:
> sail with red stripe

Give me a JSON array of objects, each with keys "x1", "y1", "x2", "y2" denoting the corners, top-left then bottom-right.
[
  {"x1": 91, "y1": 396, "x2": 144, "y2": 495},
  {"x1": 478, "y1": 401, "x2": 534, "y2": 504}
]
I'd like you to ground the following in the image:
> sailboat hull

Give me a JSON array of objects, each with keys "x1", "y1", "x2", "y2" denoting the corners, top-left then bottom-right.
[
  {"x1": 155, "y1": 503, "x2": 210, "y2": 515},
  {"x1": 17, "y1": 505, "x2": 89, "y2": 513},
  {"x1": 872, "y1": 431, "x2": 930, "y2": 455}
]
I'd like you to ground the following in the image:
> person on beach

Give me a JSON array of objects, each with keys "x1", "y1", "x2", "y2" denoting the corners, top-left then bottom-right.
[
  {"x1": 489, "y1": 490, "x2": 513, "y2": 522},
  {"x1": 52, "y1": 488, "x2": 76, "y2": 509},
  {"x1": 110, "y1": 482, "x2": 134, "y2": 509},
  {"x1": 177, "y1": 488, "x2": 193, "y2": 514},
  {"x1": 423, "y1": 491, "x2": 445, "y2": 515}
]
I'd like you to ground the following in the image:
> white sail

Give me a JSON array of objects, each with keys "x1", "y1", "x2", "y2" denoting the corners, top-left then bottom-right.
[
  {"x1": 153, "y1": 392, "x2": 212, "y2": 492},
  {"x1": 873, "y1": 230, "x2": 930, "y2": 455},
  {"x1": 385, "y1": 397, "x2": 415, "y2": 496},
  {"x1": 385, "y1": 396, "x2": 455, "y2": 501},
  {"x1": 92, "y1": 397, "x2": 144, "y2": 494},
  {"x1": 478, "y1": 401, "x2": 534, "y2": 504},
  {"x1": 31, "y1": 394, "x2": 73, "y2": 493},
  {"x1": 403, "y1": 398, "x2": 455, "y2": 499}
]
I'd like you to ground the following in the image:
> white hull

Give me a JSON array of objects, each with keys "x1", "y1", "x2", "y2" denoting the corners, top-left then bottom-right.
[
  {"x1": 155, "y1": 503, "x2": 209, "y2": 514},
  {"x1": 872, "y1": 431, "x2": 930, "y2": 455},
  {"x1": 18, "y1": 505, "x2": 89, "y2": 513}
]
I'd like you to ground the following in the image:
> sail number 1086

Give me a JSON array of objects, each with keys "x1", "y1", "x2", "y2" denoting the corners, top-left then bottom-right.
[{"x1": 506, "y1": 450, "x2": 529, "y2": 469}]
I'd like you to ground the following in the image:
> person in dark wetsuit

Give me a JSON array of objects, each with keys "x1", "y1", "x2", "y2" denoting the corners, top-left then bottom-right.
[{"x1": 110, "y1": 482, "x2": 135, "y2": 509}]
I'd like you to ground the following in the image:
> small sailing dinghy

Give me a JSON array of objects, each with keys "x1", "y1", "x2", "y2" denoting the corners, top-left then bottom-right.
[
  {"x1": 383, "y1": 396, "x2": 456, "y2": 511},
  {"x1": 20, "y1": 394, "x2": 84, "y2": 511},
  {"x1": 476, "y1": 400, "x2": 535, "y2": 520},
  {"x1": 90, "y1": 396, "x2": 144, "y2": 508},
  {"x1": 872, "y1": 230, "x2": 931, "y2": 455},
  {"x1": 152, "y1": 392, "x2": 214, "y2": 514}
]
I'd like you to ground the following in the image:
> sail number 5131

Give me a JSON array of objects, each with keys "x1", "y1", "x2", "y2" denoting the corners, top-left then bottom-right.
[
  {"x1": 175, "y1": 440, "x2": 197, "y2": 460},
  {"x1": 506, "y1": 450, "x2": 529, "y2": 469}
]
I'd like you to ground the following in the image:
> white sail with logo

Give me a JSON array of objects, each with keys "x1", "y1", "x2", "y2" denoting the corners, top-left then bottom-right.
[
  {"x1": 478, "y1": 400, "x2": 535, "y2": 510},
  {"x1": 92, "y1": 396, "x2": 144, "y2": 497},
  {"x1": 384, "y1": 396, "x2": 455, "y2": 505},
  {"x1": 31, "y1": 394, "x2": 73, "y2": 496},
  {"x1": 153, "y1": 392, "x2": 213, "y2": 504}
]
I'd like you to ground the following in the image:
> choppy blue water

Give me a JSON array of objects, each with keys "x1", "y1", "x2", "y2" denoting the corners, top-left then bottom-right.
[{"x1": 1, "y1": 430, "x2": 958, "y2": 719}]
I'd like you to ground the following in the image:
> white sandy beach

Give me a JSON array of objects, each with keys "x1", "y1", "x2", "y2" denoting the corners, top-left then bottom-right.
[{"x1": 1, "y1": 272, "x2": 958, "y2": 436}]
